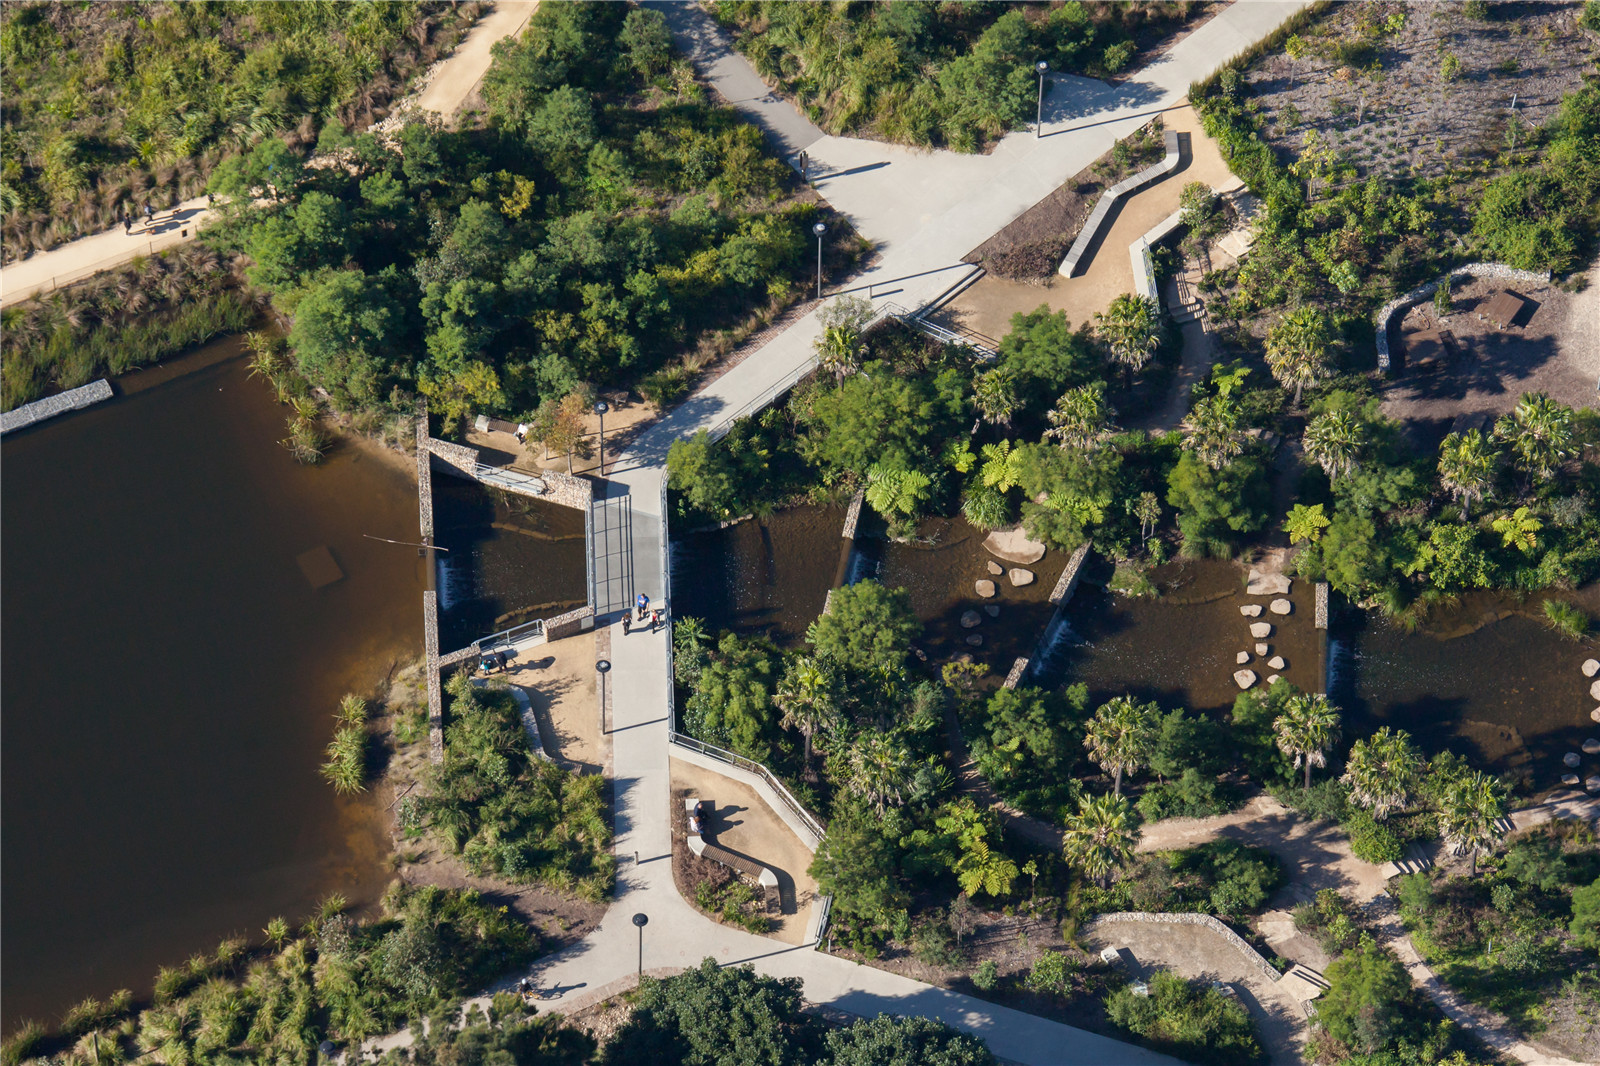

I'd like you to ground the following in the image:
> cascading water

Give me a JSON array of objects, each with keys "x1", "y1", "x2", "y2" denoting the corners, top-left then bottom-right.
[{"x1": 1026, "y1": 609, "x2": 1089, "y2": 686}]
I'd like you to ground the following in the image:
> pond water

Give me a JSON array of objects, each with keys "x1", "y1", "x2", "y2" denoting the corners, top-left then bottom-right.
[
  {"x1": 1, "y1": 339, "x2": 424, "y2": 1030},
  {"x1": 1331, "y1": 592, "x2": 1600, "y2": 787},
  {"x1": 433, "y1": 478, "x2": 588, "y2": 653}
]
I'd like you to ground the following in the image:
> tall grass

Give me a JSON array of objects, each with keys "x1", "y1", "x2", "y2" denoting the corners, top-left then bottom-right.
[
  {"x1": 1188, "y1": 0, "x2": 1334, "y2": 103},
  {"x1": 1544, "y1": 599, "x2": 1591, "y2": 641}
]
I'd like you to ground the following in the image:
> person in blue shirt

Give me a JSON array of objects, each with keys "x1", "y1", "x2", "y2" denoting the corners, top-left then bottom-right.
[{"x1": 635, "y1": 592, "x2": 648, "y2": 620}]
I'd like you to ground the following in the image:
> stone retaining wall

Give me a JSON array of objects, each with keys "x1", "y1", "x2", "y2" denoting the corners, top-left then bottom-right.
[
  {"x1": 546, "y1": 604, "x2": 595, "y2": 640},
  {"x1": 841, "y1": 489, "x2": 866, "y2": 541},
  {"x1": 0, "y1": 378, "x2": 114, "y2": 435},
  {"x1": 1059, "y1": 130, "x2": 1181, "y2": 278},
  {"x1": 1314, "y1": 582, "x2": 1328, "y2": 630},
  {"x1": 1050, "y1": 542, "x2": 1093, "y2": 606},
  {"x1": 423, "y1": 591, "x2": 444, "y2": 764},
  {"x1": 1004, "y1": 657, "x2": 1031, "y2": 690},
  {"x1": 427, "y1": 437, "x2": 480, "y2": 479},
  {"x1": 538, "y1": 468, "x2": 594, "y2": 511},
  {"x1": 1374, "y1": 263, "x2": 1552, "y2": 371},
  {"x1": 1087, "y1": 911, "x2": 1282, "y2": 985}
]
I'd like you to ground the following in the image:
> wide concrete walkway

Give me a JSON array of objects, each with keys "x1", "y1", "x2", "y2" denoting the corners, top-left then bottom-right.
[{"x1": 0, "y1": 1, "x2": 536, "y2": 308}]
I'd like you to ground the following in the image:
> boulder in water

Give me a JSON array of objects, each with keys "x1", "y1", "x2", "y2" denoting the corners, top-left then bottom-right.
[
  {"x1": 1234, "y1": 669, "x2": 1259, "y2": 690},
  {"x1": 976, "y1": 580, "x2": 997, "y2": 598},
  {"x1": 1586, "y1": 659, "x2": 1600, "y2": 678},
  {"x1": 965, "y1": 633, "x2": 984, "y2": 647},
  {"x1": 987, "y1": 560, "x2": 1004, "y2": 576},
  {"x1": 1255, "y1": 643, "x2": 1270, "y2": 656},
  {"x1": 1246, "y1": 570, "x2": 1291, "y2": 596},
  {"x1": 1269, "y1": 655, "x2": 1286, "y2": 671},
  {"x1": 984, "y1": 526, "x2": 1047, "y2": 565},
  {"x1": 1563, "y1": 774, "x2": 1581, "y2": 786},
  {"x1": 1566, "y1": 752, "x2": 1582, "y2": 768},
  {"x1": 1585, "y1": 739, "x2": 1600, "y2": 755},
  {"x1": 984, "y1": 605, "x2": 1000, "y2": 618},
  {"x1": 1592, "y1": 707, "x2": 1600, "y2": 724},
  {"x1": 1240, "y1": 605, "x2": 1263, "y2": 618},
  {"x1": 1250, "y1": 622, "x2": 1274, "y2": 639},
  {"x1": 960, "y1": 610, "x2": 983, "y2": 629},
  {"x1": 1237, "y1": 651, "x2": 1251, "y2": 665},
  {"x1": 1266, "y1": 674, "x2": 1281, "y2": 684},
  {"x1": 1593, "y1": 679, "x2": 1600, "y2": 701},
  {"x1": 1008, "y1": 568, "x2": 1036, "y2": 587},
  {"x1": 1270, "y1": 598, "x2": 1292, "y2": 615},
  {"x1": 1588, "y1": 776, "x2": 1600, "y2": 794}
]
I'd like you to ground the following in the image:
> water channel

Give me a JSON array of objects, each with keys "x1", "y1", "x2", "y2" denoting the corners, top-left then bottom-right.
[{"x1": 1, "y1": 339, "x2": 429, "y2": 1028}]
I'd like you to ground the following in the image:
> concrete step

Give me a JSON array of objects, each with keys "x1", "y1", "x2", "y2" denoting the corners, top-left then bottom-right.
[{"x1": 1277, "y1": 963, "x2": 1330, "y2": 1001}]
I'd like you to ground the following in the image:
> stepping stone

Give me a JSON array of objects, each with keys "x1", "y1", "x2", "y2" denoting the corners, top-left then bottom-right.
[
  {"x1": 987, "y1": 560, "x2": 1004, "y2": 576},
  {"x1": 1008, "y1": 568, "x2": 1036, "y2": 587},
  {"x1": 984, "y1": 605, "x2": 1000, "y2": 618},
  {"x1": 1246, "y1": 570, "x2": 1291, "y2": 596},
  {"x1": 984, "y1": 527, "x2": 1046, "y2": 564},
  {"x1": 1566, "y1": 752, "x2": 1582, "y2": 767},
  {"x1": 1593, "y1": 680, "x2": 1600, "y2": 701},
  {"x1": 1269, "y1": 655, "x2": 1286, "y2": 670},
  {"x1": 1240, "y1": 605, "x2": 1263, "y2": 618},
  {"x1": 1255, "y1": 643, "x2": 1270, "y2": 656},
  {"x1": 1586, "y1": 659, "x2": 1600, "y2": 678},
  {"x1": 1588, "y1": 776, "x2": 1600, "y2": 794},
  {"x1": 960, "y1": 610, "x2": 983, "y2": 629},
  {"x1": 1250, "y1": 622, "x2": 1274, "y2": 639},
  {"x1": 1585, "y1": 739, "x2": 1600, "y2": 755},
  {"x1": 1237, "y1": 651, "x2": 1251, "y2": 665},
  {"x1": 976, "y1": 580, "x2": 997, "y2": 598},
  {"x1": 1563, "y1": 774, "x2": 1581, "y2": 786},
  {"x1": 1234, "y1": 669, "x2": 1259, "y2": 690},
  {"x1": 1270, "y1": 598, "x2": 1292, "y2": 615},
  {"x1": 1266, "y1": 674, "x2": 1281, "y2": 684},
  {"x1": 1592, "y1": 708, "x2": 1600, "y2": 724},
  {"x1": 965, "y1": 633, "x2": 984, "y2": 647}
]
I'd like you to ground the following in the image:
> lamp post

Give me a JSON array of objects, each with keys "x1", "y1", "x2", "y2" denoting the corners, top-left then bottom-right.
[
  {"x1": 596, "y1": 659, "x2": 611, "y2": 734},
  {"x1": 632, "y1": 912, "x2": 649, "y2": 977},
  {"x1": 1036, "y1": 60, "x2": 1050, "y2": 138},
  {"x1": 813, "y1": 222, "x2": 827, "y2": 301},
  {"x1": 593, "y1": 399, "x2": 609, "y2": 476}
]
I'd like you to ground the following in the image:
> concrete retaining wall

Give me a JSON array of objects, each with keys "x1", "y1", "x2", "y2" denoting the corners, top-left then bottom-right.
[
  {"x1": 670, "y1": 742, "x2": 824, "y2": 852},
  {"x1": 1374, "y1": 262, "x2": 1551, "y2": 371},
  {"x1": 1087, "y1": 911, "x2": 1282, "y2": 985},
  {"x1": 1059, "y1": 130, "x2": 1182, "y2": 278},
  {"x1": 0, "y1": 378, "x2": 114, "y2": 435}
]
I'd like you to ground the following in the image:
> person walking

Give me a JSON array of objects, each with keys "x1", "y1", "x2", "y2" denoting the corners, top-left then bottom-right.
[
  {"x1": 635, "y1": 592, "x2": 648, "y2": 621},
  {"x1": 622, "y1": 613, "x2": 632, "y2": 636},
  {"x1": 121, "y1": 214, "x2": 131, "y2": 235},
  {"x1": 650, "y1": 609, "x2": 661, "y2": 633}
]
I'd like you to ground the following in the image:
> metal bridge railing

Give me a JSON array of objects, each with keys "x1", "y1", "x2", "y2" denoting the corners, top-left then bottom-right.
[{"x1": 667, "y1": 731, "x2": 826, "y2": 843}]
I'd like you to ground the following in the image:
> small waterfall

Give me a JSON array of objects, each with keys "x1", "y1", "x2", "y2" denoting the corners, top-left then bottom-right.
[
  {"x1": 1028, "y1": 609, "x2": 1089, "y2": 685},
  {"x1": 436, "y1": 554, "x2": 468, "y2": 610},
  {"x1": 1325, "y1": 638, "x2": 1356, "y2": 700},
  {"x1": 844, "y1": 546, "x2": 880, "y2": 586}
]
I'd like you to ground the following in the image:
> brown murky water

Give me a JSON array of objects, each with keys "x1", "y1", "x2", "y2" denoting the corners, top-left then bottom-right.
[{"x1": 2, "y1": 339, "x2": 424, "y2": 1030}]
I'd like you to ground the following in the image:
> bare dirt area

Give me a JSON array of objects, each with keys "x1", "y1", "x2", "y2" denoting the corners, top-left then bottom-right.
[
  {"x1": 668, "y1": 762, "x2": 819, "y2": 945},
  {"x1": 503, "y1": 631, "x2": 605, "y2": 775},
  {"x1": 943, "y1": 106, "x2": 1238, "y2": 340},
  {"x1": 1244, "y1": 2, "x2": 1598, "y2": 184},
  {"x1": 1082, "y1": 920, "x2": 1308, "y2": 1065},
  {"x1": 1379, "y1": 274, "x2": 1599, "y2": 449}
]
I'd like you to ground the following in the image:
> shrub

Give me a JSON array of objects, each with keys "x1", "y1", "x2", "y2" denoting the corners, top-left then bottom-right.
[
  {"x1": 1025, "y1": 951, "x2": 1076, "y2": 997},
  {"x1": 1543, "y1": 599, "x2": 1590, "y2": 640},
  {"x1": 1137, "y1": 769, "x2": 1242, "y2": 822},
  {"x1": 972, "y1": 959, "x2": 1000, "y2": 992},
  {"x1": 1345, "y1": 810, "x2": 1405, "y2": 864},
  {"x1": 1106, "y1": 970, "x2": 1264, "y2": 1066},
  {"x1": 1315, "y1": 940, "x2": 1415, "y2": 1054},
  {"x1": 1569, "y1": 877, "x2": 1600, "y2": 948}
]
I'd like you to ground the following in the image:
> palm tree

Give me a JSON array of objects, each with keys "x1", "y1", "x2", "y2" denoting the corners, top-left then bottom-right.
[
  {"x1": 774, "y1": 656, "x2": 839, "y2": 776},
  {"x1": 1182, "y1": 395, "x2": 1245, "y2": 470},
  {"x1": 844, "y1": 732, "x2": 913, "y2": 814},
  {"x1": 1265, "y1": 307, "x2": 1330, "y2": 406},
  {"x1": 1083, "y1": 695, "x2": 1159, "y2": 796},
  {"x1": 1133, "y1": 491, "x2": 1162, "y2": 546},
  {"x1": 1494, "y1": 392, "x2": 1573, "y2": 485},
  {"x1": 1094, "y1": 293, "x2": 1162, "y2": 389},
  {"x1": 980, "y1": 441, "x2": 1025, "y2": 493},
  {"x1": 817, "y1": 325, "x2": 864, "y2": 380},
  {"x1": 1062, "y1": 792, "x2": 1139, "y2": 888},
  {"x1": 1491, "y1": 506, "x2": 1541, "y2": 554},
  {"x1": 1045, "y1": 383, "x2": 1115, "y2": 450},
  {"x1": 1341, "y1": 726, "x2": 1423, "y2": 821},
  {"x1": 1303, "y1": 410, "x2": 1365, "y2": 478},
  {"x1": 1437, "y1": 768, "x2": 1504, "y2": 875},
  {"x1": 972, "y1": 366, "x2": 1019, "y2": 432},
  {"x1": 1274, "y1": 694, "x2": 1342, "y2": 789},
  {"x1": 1437, "y1": 429, "x2": 1498, "y2": 520}
]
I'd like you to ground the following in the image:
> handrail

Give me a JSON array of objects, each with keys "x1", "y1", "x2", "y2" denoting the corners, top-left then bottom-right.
[
  {"x1": 476, "y1": 617, "x2": 546, "y2": 652},
  {"x1": 475, "y1": 462, "x2": 548, "y2": 497},
  {"x1": 660, "y1": 476, "x2": 676, "y2": 734},
  {"x1": 668, "y1": 731, "x2": 826, "y2": 842}
]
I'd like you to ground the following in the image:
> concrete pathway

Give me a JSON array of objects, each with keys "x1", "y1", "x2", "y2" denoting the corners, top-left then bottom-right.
[{"x1": 0, "y1": 1, "x2": 536, "y2": 308}]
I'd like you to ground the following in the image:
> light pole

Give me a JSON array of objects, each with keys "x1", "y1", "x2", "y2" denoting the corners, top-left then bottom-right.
[
  {"x1": 632, "y1": 912, "x2": 649, "y2": 977},
  {"x1": 593, "y1": 399, "x2": 609, "y2": 475},
  {"x1": 596, "y1": 659, "x2": 610, "y2": 734},
  {"x1": 813, "y1": 222, "x2": 827, "y2": 301},
  {"x1": 1036, "y1": 60, "x2": 1050, "y2": 138}
]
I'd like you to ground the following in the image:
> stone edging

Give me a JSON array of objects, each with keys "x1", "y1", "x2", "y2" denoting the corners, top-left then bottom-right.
[
  {"x1": 1374, "y1": 263, "x2": 1551, "y2": 371},
  {"x1": 0, "y1": 378, "x2": 113, "y2": 435},
  {"x1": 841, "y1": 489, "x2": 866, "y2": 541},
  {"x1": 1003, "y1": 657, "x2": 1031, "y2": 690},
  {"x1": 1059, "y1": 130, "x2": 1181, "y2": 278},
  {"x1": 1050, "y1": 542, "x2": 1093, "y2": 606},
  {"x1": 1087, "y1": 911, "x2": 1282, "y2": 985}
]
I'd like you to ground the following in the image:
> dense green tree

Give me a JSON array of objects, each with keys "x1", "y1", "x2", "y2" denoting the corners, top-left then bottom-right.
[
  {"x1": 1094, "y1": 293, "x2": 1162, "y2": 389},
  {"x1": 996, "y1": 306, "x2": 1100, "y2": 405},
  {"x1": 842, "y1": 731, "x2": 916, "y2": 814},
  {"x1": 805, "y1": 580, "x2": 921, "y2": 677},
  {"x1": 972, "y1": 365, "x2": 1020, "y2": 430},
  {"x1": 810, "y1": 802, "x2": 913, "y2": 948},
  {"x1": 1180, "y1": 396, "x2": 1245, "y2": 471},
  {"x1": 774, "y1": 655, "x2": 841, "y2": 775},
  {"x1": 797, "y1": 366, "x2": 966, "y2": 480},
  {"x1": 1569, "y1": 878, "x2": 1600, "y2": 949},
  {"x1": 1017, "y1": 440, "x2": 1125, "y2": 552},
  {"x1": 1316, "y1": 941, "x2": 1415, "y2": 1055},
  {"x1": 1084, "y1": 695, "x2": 1160, "y2": 796},
  {"x1": 682, "y1": 634, "x2": 781, "y2": 760},
  {"x1": 287, "y1": 270, "x2": 409, "y2": 407},
  {"x1": 1412, "y1": 522, "x2": 1493, "y2": 593},
  {"x1": 1264, "y1": 307, "x2": 1330, "y2": 406},
  {"x1": 1106, "y1": 970, "x2": 1264, "y2": 1066},
  {"x1": 1341, "y1": 727, "x2": 1423, "y2": 822},
  {"x1": 1165, "y1": 450, "x2": 1270, "y2": 558},
  {"x1": 601, "y1": 959, "x2": 820, "y2": 1066},
  {"x1": 971, "y1": 685, "x2": 1086, "y2": 813},
  {"x1": 620, "y1": 8, "x2": 673, "y2": 78},
  {"x1": 824, "y1": 1014, "x2": 995, "y2": 1066}
]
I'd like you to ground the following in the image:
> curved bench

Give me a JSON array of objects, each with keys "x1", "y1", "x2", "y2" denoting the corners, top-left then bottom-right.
[{"x1": 1058, "y1": 130, "x2": 1182, "y2": 278}]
